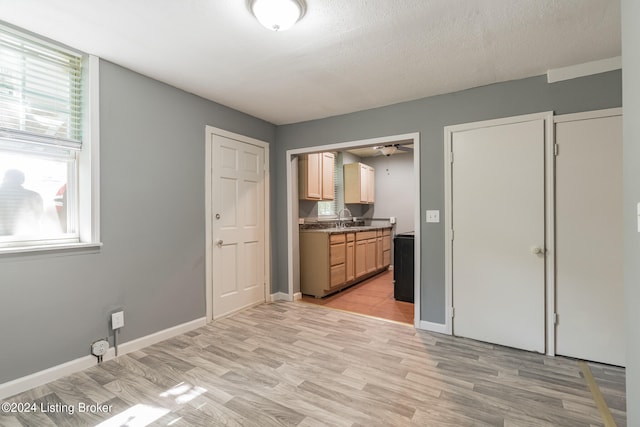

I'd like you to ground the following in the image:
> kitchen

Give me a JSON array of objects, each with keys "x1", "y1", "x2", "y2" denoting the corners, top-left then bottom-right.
[{"x1": 294, "y1": 140, "x2": 416, "y2": 324}]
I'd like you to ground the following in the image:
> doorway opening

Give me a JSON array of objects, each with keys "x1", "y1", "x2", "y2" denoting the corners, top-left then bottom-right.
[{"x1": 286, "y1": 133, "x2": 420, "y2": 326}]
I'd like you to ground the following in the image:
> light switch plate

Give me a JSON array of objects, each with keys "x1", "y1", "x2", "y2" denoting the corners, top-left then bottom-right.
[
  {"x1": 111, "y1": 311, "x2": 124, "y2": 330},
  {"x1": 426, "y1": 210, "x2": 440, "y2": 223}
]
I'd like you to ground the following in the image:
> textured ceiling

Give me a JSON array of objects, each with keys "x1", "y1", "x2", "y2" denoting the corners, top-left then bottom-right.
[{"x1": 0, "y1": 0, "x2": 621, "y2": 125}]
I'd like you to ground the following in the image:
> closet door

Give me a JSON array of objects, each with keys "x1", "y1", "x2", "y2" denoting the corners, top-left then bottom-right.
[
  {"x1": 555, "y1": 112, "x2": 624, "y2": 366},
  {"x1": 451, "y1": 118, "x2": 546, "y2": 353}
]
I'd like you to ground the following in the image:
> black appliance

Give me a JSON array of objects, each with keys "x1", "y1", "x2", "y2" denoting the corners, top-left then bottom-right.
[{"x1": 393, "y1": 232, "x2": 415, "y2": 303}]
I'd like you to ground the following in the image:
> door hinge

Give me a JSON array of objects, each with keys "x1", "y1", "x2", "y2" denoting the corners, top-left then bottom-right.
[
  {"x1": 449, "y1": 307, "x2": 455, "y2": 318},
  {"x1": 553, "y1": 313, "x2": 558, "y2": 325},
  {"x1": 450, "y1": 229, "x2": 454, "y2": 241},
  {"x1": 554, "y1": 144, "x2": 559, "y2": 156},
  {"x1": 449, "y1": 151, "x2": 454, "y2": 164}
]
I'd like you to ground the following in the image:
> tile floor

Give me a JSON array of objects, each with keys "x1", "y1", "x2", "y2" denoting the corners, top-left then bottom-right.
[{"x1": 301, "y1": 270, "x2": 414, "y2": 324}]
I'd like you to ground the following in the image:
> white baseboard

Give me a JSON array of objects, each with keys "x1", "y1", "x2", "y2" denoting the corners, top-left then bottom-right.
[
  {"x1": 270, "y1": 292, "x2": 300, "y2": 302},
  {"x1": 417, "y1": 320, "x2": 449, "y2": 334},
  {"x1": 270, "y1": 292, "x2": 286, "y2": 301},
  {"x1": 115, "y1": 317, "x2": 206, "y2": 356},
  {"x1": 0, "y1": 355, "x2": 98, "y2": 401},
  {"x1": 0, "y1": 317, "x2": 207, "y2": 400}
]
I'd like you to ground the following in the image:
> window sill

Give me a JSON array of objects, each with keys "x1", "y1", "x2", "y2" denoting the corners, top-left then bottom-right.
[{"x1": 0, "y1": 242, "x2": 103, "y2": 257}]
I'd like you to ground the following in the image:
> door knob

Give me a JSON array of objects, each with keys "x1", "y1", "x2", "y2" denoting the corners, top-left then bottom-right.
[
  {"x1": 530, "y1": 246, "x2": 544, "y2": 255},
  {"x1": 216, "y1": 239, "x2": 224, "y2": 247}
]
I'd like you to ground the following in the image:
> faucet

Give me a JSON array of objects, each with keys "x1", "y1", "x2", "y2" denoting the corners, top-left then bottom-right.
[{"x1": 337, "y1": 207, "x2": 353, "y2": 228}]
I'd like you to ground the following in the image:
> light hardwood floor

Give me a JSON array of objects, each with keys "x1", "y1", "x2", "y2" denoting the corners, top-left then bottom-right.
[{"x1": 0, "y1": 302, "x2": 626, "y2": 427}]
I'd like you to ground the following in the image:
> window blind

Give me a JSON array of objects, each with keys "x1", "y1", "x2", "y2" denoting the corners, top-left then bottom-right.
[
  {"x1": 0, "y1": 25, "x2": 83, "y2": 149},
  {"x1": 334, "y1": 152, "x2": 343, "y2": 215},
  {"x1": 318, "y1": 152, "x2": 339, "y2": 217}
]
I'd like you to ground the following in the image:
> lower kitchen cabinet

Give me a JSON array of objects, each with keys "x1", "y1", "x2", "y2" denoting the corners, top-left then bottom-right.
[
  {"x1": 300, "y1": 227, "x2": 392, "y2": 298},
  {"x1": 382, "y1": 228, "x2": 391, "y2": 266},
  {"x1": 354, "y1": 239, "x2": 365, "y2": 278},
  {"x1": 346, "y1": 233, "x2": 355, "y2": 282},
  {"x1": 329, "y1": 234, "x2": 346, "y2": 287}
]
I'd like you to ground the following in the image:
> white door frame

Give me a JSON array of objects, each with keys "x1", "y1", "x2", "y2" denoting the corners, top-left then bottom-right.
[
  {"x1": 444, "y1": 112, "x2": 556, "y2": 355},
  {"x1": 205, "y1": 126, "x2": 271, "y2": 322},
  {"x1": 285, "y1": 132, "x2": 422, "y2": 329}
]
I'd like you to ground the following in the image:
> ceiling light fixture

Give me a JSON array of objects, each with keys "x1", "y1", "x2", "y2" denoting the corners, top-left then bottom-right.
[
  {"x1": 251, "y1": 0, "x2": 305, "y2": 32},
  {"x1": 378, "y1": 146, "x2": 398, "y2": 156}
]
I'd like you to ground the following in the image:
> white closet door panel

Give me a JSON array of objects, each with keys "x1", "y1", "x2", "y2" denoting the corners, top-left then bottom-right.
[
  {"x1": 556, "y1": 115, "x2": 624, "y2": 366},
  {"x1": 452, "y1": 119, "x2": 546, "y2": 353}
]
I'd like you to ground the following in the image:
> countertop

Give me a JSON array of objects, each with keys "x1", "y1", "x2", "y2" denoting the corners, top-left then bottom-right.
[{"x1": 299, "y1": 225, "x2": 392, "y2": 234}]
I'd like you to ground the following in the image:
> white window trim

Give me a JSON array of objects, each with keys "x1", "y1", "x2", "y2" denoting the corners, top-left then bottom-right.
[{"x1": 0, "y1": 55, "x2": 101, "y2": 255}]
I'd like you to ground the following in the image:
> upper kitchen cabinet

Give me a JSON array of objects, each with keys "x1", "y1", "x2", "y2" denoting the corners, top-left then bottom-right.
[
  {"x1": 299, "y1": 152, "x2": 335, "y2": 200},
  {"x1": 344, "y1": 162, "x2": 375, "y2": 204},
  {"x1": 321, "y1": 152, "x2": 335, "y2": 200}
]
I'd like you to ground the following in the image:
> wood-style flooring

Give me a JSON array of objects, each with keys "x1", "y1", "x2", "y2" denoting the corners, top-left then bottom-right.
[
  {"x1": 0, "y1": 301, "x2": 626, "y2": 427},
  {"x1": 301, "y1": 270, "x2": 414, "y2": 324}
]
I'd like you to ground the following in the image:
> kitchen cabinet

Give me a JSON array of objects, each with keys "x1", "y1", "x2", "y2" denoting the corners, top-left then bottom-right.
[
  {"x1": 299, "y1": 152, "x2": 335, "y2": 200},
  {"x1": 344, "y1": 162, "x2": 375, "y2": 204},
  {"x1": 346, "y1": 233, "x2": 355, "y2": 282},
  {"x1": 329, "y1": 233, "x2": 346, "y2": 288},
  {"x1": 376, "y1": 230, "x2": 383, "y2": 270},
  {"x1": 354, "y1": 239, "x2": 367, "y2": 279},
  {"x1": 300, "y1": 231, "x2": 346, "y2": 297},
  {"x1": 300, "y1": 227, "x2": 392, "y2": 297},
  {"x1": 299, "y1": 153, "x2": 321, "y2": 200},
  {"x1": 322, "y1": 152, "x2": 335, "y2": 200},
  {"x1": 365, "y1": 236, "x2": 377, "y2": 273},
  {"x1": 354, "y1": 230, "x2": 377, "y2": 278},
  {"x1": 382, "y1": 228, "x2": 391, "y2": 267}
]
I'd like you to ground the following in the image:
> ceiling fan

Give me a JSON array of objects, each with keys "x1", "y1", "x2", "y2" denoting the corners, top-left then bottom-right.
[{"x1": 373, "y1": 144, "x2": 413, "y2": 156}]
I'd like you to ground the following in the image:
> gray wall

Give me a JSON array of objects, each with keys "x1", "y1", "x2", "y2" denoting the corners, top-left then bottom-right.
[
  {"x1": 0, "y1": 60, "x2": 275, "y2": 384},
  {"x1": 274, "y1": 71, "x2": 622, "y2": 323},
  {"x1": 366, "y1": 153, "x2": 415, "y2": 235},
  {"x1": 622, "y1": 0, "x2": 639, "y2": 423}
]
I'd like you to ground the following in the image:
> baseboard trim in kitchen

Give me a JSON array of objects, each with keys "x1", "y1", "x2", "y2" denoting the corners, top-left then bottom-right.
[
  {"x1": 418, "y1": 320, "x2": 448, "y2": 334},
  {"x1": 270, "y1": 292, "x2": 300, "y2": 302},
  {"x1": 0, "y1": 316, "x2": 207, "y2": 400}
]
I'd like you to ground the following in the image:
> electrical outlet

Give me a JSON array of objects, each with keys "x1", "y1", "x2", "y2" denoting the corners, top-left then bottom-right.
[
  {"x1": 112, "y1": 311, "x2": 124, "y2": 330},
  {"x1": 426, "y1": 210, "x2": 440, "y2": 223},
  {"x1": 91, "y1": 339, "x2": 109, "y2": 357}
]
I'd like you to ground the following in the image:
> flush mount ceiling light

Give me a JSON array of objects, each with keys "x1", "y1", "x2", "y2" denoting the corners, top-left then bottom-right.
[
  {"x1": 251, "y1": 0, "x2": 305, "y2": 31},
  {"x1": 377, "y1": 146, "x2": 397, "y2": 156}
]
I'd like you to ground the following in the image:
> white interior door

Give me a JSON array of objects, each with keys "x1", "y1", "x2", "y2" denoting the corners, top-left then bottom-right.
[
  {"x1": 555, "y1": 113, "x2": 624, "y2": 366},
  {"x1": 211, "y1": 134, "x2": 265, "y2": 319},
  {"x1": 451, "y1": 119, "x2": 546, "y2": 353}
]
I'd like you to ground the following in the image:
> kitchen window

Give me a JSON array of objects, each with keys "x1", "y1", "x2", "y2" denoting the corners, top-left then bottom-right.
[
  {"x1": 0, "y1": 23, "x2": 99, "y2": 253},
  {"x1": 317, "y1": 152, "x2": 339, "y2": 217}
]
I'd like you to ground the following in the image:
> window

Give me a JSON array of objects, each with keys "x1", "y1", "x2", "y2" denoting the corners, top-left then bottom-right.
[
  {"x1": 317, "y1": 152, "x2": 339, "y2": 217},
  {"x1": 0, "y1": 23, "x2": 99, "y2": 252}
]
